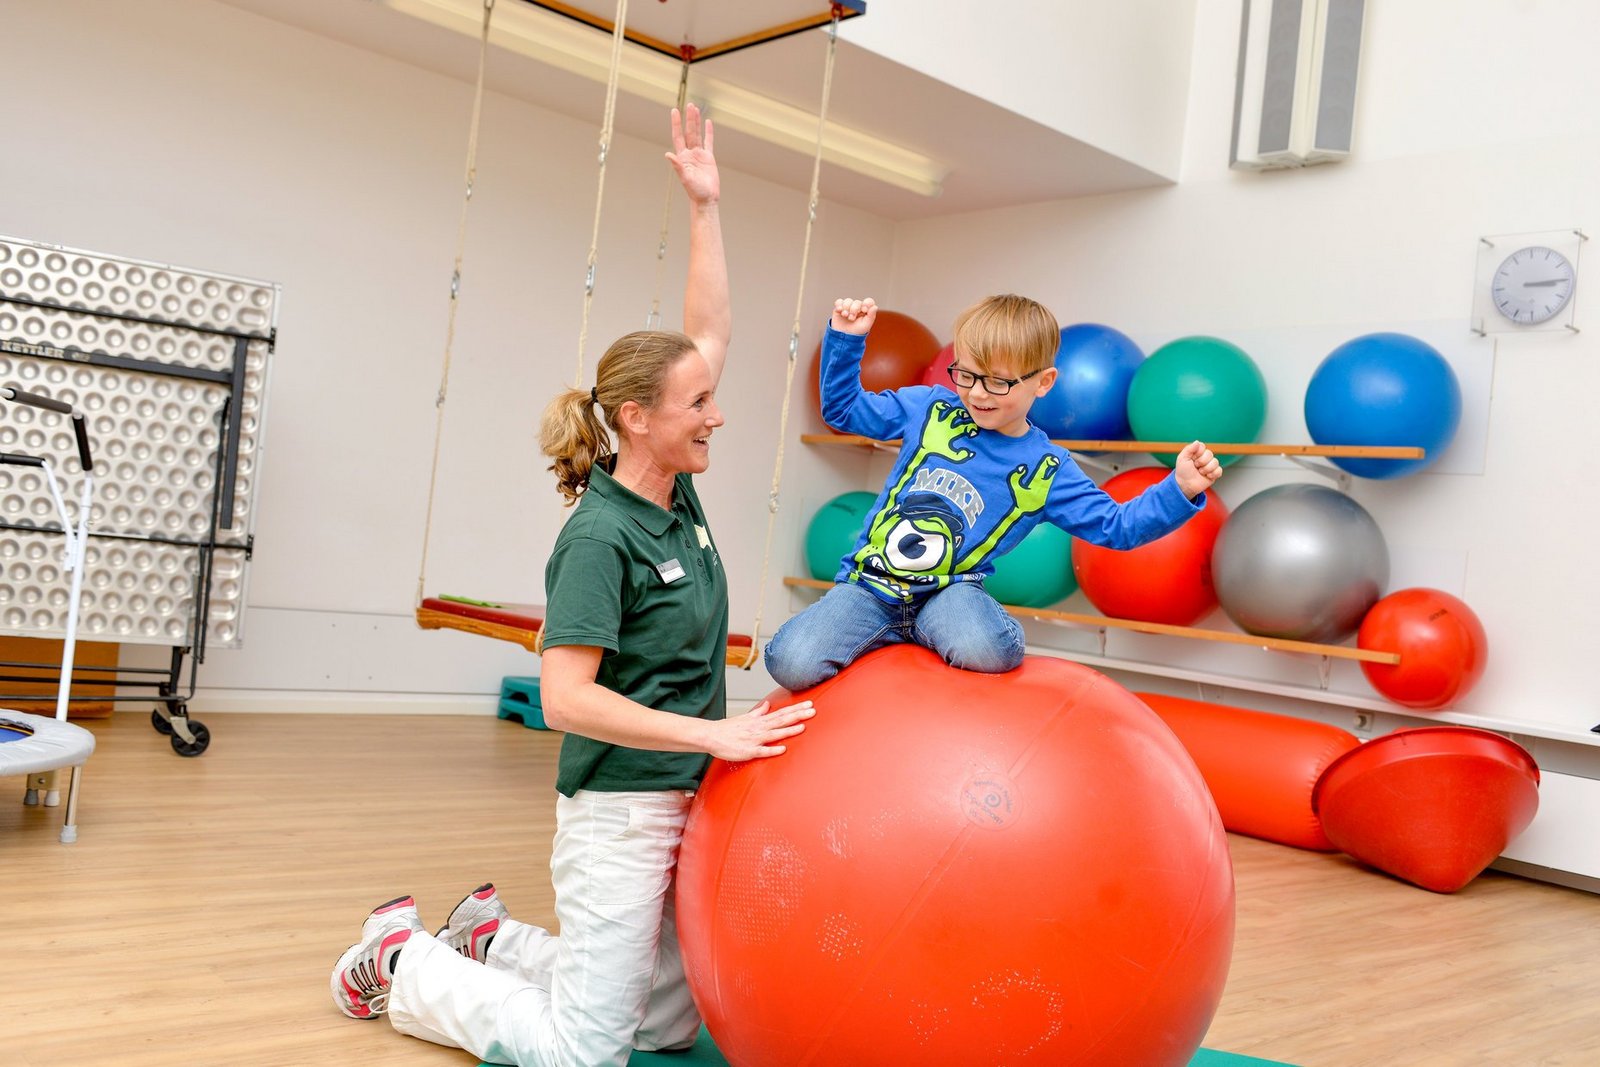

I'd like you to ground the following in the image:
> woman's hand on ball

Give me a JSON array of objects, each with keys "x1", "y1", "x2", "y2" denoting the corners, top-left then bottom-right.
[{"x1": 707, "y1": 698, "x2": 815, "y2": 761}]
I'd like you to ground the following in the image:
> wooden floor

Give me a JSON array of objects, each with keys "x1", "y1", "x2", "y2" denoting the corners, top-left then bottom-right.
[{"x1": 5, "y1": 712, "x2": 1598, "y2": 1067}]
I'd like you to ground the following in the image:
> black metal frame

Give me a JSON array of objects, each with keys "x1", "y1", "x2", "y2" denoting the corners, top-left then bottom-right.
[{"x1": 0, "y1": 293, "x2": 269, "y2": 754}]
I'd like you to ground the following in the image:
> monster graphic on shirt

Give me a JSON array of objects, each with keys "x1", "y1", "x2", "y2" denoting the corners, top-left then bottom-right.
[{"x1": 850, "y1": 399, "x2": 1060, "y2": 602}]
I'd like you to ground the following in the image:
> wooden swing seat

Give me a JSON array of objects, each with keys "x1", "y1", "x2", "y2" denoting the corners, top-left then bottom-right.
[{"x1": 416, "y1": 597, "x2": 758, "y2": 668}]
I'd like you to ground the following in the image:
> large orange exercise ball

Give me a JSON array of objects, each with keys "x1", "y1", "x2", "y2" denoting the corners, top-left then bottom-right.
[
  {"x1": 677, "y1": 646, "x2": 1236, "y2": 1067},
  {"x1": 1072, "y1": 467, "x2": 1229, "y2": 625},
  {"x1": 810, "y1": 309, "x2": 941, "y2": 430},
  {"x1": 1358, "y1": 588, "x2": 1488, "y2": 709}
]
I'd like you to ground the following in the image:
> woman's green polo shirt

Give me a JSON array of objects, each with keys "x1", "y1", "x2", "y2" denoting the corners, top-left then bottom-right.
[{"x1": 542, "y1": 463, "x2": 729, "y2": 796}]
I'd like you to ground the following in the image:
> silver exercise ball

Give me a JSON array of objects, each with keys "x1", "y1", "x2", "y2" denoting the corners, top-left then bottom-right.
[{"x1": 1212, "y1": 483, "x2": 1389, "y2": 643}]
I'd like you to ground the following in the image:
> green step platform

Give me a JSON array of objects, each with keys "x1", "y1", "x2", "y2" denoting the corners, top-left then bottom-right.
[
  {"x1": 497, "y1": 676, "x2": 547, "y2": 730},
  {"x1": 476, "y1": 1025, "x2": 1298, "y2": 1066}
]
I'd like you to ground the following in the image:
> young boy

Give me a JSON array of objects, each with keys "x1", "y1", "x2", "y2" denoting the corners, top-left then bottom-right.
[{"x1": 762, "y1": 294, "x2": 1223, "y2": 692}]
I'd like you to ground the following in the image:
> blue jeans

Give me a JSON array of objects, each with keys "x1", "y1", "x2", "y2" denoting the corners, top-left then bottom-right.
[{"x1": 763, "y1": 581, "x2": 1026, "y2": 692}]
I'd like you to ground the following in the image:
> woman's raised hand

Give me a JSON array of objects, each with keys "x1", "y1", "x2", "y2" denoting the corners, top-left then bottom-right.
[{"x1": 666, "y1": 103, "x2": 719, "y2": 206}]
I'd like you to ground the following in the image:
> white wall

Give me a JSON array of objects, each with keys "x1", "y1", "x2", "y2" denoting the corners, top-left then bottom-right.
[
  {"x1": 0, "y1": 0, "x2": 893, "y2": 707},
  {"x1": 839, "y1": 0, "x2": 1200, "y2": 179}
]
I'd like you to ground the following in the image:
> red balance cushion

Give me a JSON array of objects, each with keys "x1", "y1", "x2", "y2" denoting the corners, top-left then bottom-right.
[{"x1": 1311, "y1": 727, "x2": 1540, "y2": 893}]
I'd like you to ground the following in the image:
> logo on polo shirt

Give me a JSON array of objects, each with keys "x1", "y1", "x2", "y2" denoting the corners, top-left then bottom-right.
[{"x1": 695, "y1": 523, "x2": 721, "y2": 568}]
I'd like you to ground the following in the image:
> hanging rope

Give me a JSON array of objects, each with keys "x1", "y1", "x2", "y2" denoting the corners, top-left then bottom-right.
[
  {"x1": 646, "y1": 54, "x2": 694, "y2": 330},
  {"x1": 415, "y1": 0, "x2": 496, "y2": 610},
  {"x1": 573, "y1": 0, "x2": 632, "y2": 386},
  {"x1": 741, "y1": 7, "x2": 844, "y2": 668}
]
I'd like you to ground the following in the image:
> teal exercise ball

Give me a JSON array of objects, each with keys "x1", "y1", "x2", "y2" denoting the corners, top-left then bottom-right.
[
  {"x1": 805, "y1": 491, "x2": 876, "y2": 581},
  {"x1": 986, "y1": 523, "x2": 1076, "y2": 608},
  {"x1": 1127, "y1": 336, "x2": 1267, "y2": 468}
]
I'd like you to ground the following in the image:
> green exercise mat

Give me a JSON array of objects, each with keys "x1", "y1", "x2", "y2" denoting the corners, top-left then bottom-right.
[
  {"x1": 476, "y1": 1026, "x2": 1298, "y2": 1066},
  {"x1": 625, "y1": 1027, "x2": 730, "y2": 1064},
  {"x1": 1190, "y1": 1048, "x2": 1299, "y2": 1067}
]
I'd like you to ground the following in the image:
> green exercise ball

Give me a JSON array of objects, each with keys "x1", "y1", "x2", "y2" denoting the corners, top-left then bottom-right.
[
  {"x1": 1127, "y1": 336, "x2": 1267, "y2": 468},
  {"x1": 805, "y1": 491, "x2": 877, "y2": 581},
  {"x1": 985, "y1": 523, "x2": 1076, "y2": 608}
]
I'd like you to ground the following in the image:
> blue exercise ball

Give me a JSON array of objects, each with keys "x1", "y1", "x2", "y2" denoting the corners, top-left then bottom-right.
[
  {"x1": 1304, "y1": 333, "x2": 1461, "y2": 480},
  {"x1": 1030, "y1": 324, "x2": 1145, "y2": 440}
]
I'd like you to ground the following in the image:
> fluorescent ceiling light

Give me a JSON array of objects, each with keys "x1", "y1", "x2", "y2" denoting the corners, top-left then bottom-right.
[{"x1": 379, "y1": 0, "x2": 947, "y2": 197}]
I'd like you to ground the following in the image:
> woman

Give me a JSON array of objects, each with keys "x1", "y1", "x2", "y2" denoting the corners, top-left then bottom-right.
[{"x1": 329, "y1": 104, "x2": 814, "y2": 1067}]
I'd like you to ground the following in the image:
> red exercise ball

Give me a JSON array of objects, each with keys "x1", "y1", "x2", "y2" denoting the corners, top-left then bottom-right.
[
  {"x1": 809, "y1": 309, "x2": 941, "y2": 430},
  {"x1": 918, "y1": 341, "x2": 956, "y2": 387},
  {"x1": 1072, "y1": 466, "x2": 1229, "y2": 625},
  {"x1": 1358, "y1": 587, "x2": 1488, "y2": 709},
  {"x1": 677, "y1": 646, "x2": 1235, "y2": 1067}
]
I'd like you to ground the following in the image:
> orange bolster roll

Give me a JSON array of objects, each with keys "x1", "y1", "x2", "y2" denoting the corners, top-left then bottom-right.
[{"x1": 1136, "y1": 692, "x2": 1360, "y2": 852}]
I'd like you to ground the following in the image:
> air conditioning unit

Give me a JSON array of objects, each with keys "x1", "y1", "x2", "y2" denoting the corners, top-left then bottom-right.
[{"x1": 1231, "y1": 0, "x2": 1366, "y2": 169}]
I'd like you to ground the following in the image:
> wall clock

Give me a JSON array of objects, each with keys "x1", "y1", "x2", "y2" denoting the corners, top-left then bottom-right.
[
  {"x1": 1473, "y1": 228, "x2": 1586, "y2": 335},
  {"x1": 1491, "y1": 245, "x2": 1575, "y2": 324}
]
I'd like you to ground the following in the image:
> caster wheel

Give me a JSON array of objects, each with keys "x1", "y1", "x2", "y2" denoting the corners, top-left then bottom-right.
[
  {"x1": 170, "y1": 721, "x2": 211, "y2": 757},
  {"x1": 151, "y1": 709, "x2": 174, "y2": 736}
]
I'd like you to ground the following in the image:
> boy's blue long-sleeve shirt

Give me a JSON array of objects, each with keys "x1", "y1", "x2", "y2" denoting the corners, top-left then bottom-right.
[{"x1": 820, "y1": 323, "x2": 1203, "y2": 604}]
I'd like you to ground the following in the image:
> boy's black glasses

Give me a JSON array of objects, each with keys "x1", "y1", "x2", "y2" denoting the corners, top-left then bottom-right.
[{"x1": 946, "y1": 365, "x2": 1043, "y2": 396}]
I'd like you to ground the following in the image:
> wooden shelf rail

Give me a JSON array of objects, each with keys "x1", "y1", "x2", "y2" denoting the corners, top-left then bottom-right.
[
  {"x1": 800, "y1": 433, "x2": 1425, "y2": 460},
  {"x1": 781, "y1": 576, "x2": 1400, "y2": 665}
]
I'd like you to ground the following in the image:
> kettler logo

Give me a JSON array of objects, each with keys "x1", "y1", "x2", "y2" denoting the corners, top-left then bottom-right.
[{"x1": 0, "y1": 338, "x2": 69, "y2": 359}]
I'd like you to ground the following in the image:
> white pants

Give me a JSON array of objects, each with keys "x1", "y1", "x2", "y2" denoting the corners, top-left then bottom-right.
[{"x1": 387, "y1": 789, "x2": 701, "y2": 1067}]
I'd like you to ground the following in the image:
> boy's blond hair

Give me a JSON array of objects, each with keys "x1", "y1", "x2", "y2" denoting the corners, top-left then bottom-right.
[{"x1": 951, "y1": 294, "x2": 1060, "y2": 377}]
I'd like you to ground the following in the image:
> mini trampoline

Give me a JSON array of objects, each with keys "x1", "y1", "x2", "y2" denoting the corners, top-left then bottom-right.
[{"x1": 0, "y1": 711, "x2": 95, "y2": 843}]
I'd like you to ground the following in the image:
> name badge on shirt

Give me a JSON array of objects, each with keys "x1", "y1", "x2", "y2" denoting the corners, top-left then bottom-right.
[{"x1": 657, "y1": 558, "x2": 686, "y2": 583}]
